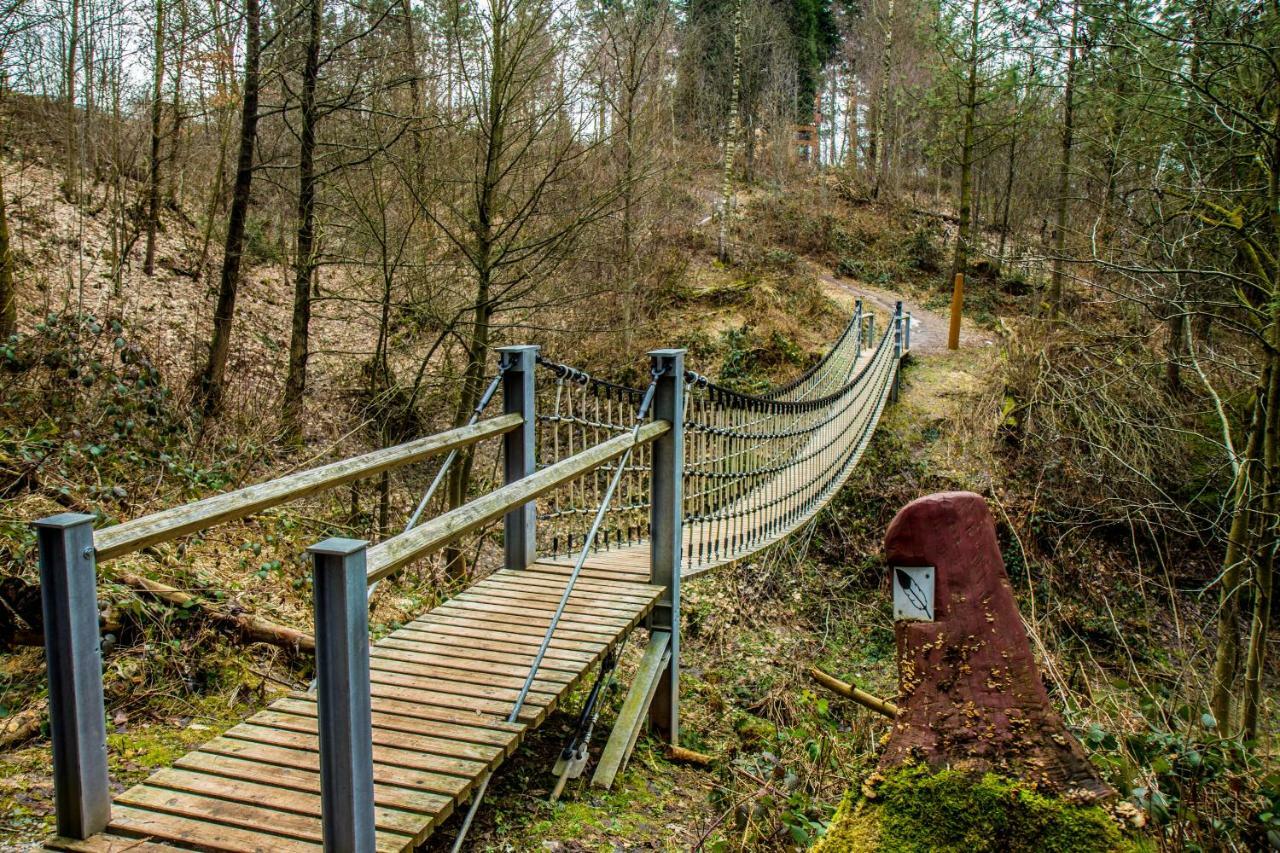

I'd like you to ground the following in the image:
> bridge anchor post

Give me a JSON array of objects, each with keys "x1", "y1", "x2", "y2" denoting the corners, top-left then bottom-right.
[
  {"x1": 647, "y1": 348, "x2": 684, "y2": 746},
  {"x1": 892, "y1": 300, "x2": 904, "y2": 402},
  {"x1": 35, "y1": 512, "x2": 111, "y2": 840},
  {"x1": 310, "y1": 537, "x2": 376, "y2": 853},
  {"x1": 498, "y1": 344, "x2": 539, "y2": 571}
]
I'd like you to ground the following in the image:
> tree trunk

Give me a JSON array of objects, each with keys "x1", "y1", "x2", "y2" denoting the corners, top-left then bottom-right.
[
  {"x1": 62, "y1": 0, "x2": 82, "y2": 201},
  {"x1": 165, "y1": 0, "x2": 189, "y2": 209},
  {"x1": 282, "y1": 0, "x2": 323, "y2": 443},
  {"x1": 1242, "y1": 348, "x2": 1278, "y2": 740},
  {"x1": 949, "y1": 0, "x2": 979, "y2": 285},
  {"x1": 871, "y1": 0, "x2": 895, "y2": 197},
  {"x1": 143, "y1": 0, "x2": 166, "y2": 276},
  {"x1": 192, "y1": 0, "x2": 260, "y2": 416},
  {"x1": 0, "y1": 165, "x2": 15, "y2": 339},
  {"x1": 717, "y1": 0, "x2": 742, "y2": 263},
  {"x1": 1046, "y1": 0, "x2": 1079, "y2": 316},
  {"x1": 844, "y1": 72, "x2": 858, "y2": 168},
  {"x1": 1211, "y1": 378, "x2": 1266, "y2": 735},
  {"x1": 995, "y1": 134, "x2": 1015, "y2": 276}
]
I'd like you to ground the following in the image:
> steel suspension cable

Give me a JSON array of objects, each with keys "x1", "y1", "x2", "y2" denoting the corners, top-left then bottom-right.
[{"x1": 450, "y1": 365, "x2": 667, "y2": 853}]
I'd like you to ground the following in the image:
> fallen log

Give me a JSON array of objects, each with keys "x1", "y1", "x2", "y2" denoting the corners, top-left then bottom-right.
[
  {"x1": 116, "y1": 571, "x2": 315, "y2": 652},
  {"x1": 666, "y1": 745, "x2": 713, "y2": 767},
  {"x1": 0, "y1": 701, "x2": 46, "y2": 751},
  {"x1": 808, "y1": 666, "x2": 900, "y2": 719}
]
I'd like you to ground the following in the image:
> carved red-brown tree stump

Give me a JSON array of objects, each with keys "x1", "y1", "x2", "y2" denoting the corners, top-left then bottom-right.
[{"x1": 879, "y1": 491, "x2": 1112, "y2": 801}]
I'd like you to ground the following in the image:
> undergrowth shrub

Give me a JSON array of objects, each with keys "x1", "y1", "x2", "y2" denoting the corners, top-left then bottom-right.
[{"x1": 1000, "y1": 320, "x2": 1227, "y2": 574}]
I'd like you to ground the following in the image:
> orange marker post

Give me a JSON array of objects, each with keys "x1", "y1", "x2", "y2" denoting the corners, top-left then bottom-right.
[{"x1": 947, "y1": 272, "x2": 964, "y2": 350}]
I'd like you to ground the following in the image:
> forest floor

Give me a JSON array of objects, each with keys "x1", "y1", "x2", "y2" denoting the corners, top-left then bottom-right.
[
  {"x1": 438, "y1": 340, "x2": 999, "y2": 851},
  {"x1": 2, "y1": 152, "x2": 1269, "y2": 851}
]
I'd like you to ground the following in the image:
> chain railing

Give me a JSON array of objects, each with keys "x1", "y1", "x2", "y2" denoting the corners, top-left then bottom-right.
[
  {"x1": 531, "y1": 299, "x2": 902, "y2": 577},
  {"x1": 31, "y1": 300, "x2": 908, "y2": 849}
]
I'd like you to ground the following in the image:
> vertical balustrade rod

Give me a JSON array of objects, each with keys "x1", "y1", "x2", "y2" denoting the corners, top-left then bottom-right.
[
  {"x1": 310, "y1": 538, "x2": 376, "y2": 853},
  {"x1": 498, "y1": 345, "x2": 538, "y2": 571},
  {"x1": 35, "y1": 513, "x2": 111, "y2": 840},
  {"x1": 647, "y1": 349, "x2": 685, "y2": 744}
]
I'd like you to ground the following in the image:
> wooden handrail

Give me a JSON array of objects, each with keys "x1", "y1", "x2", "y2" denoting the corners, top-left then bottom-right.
[
  {"x1": 366, "y1": 420, "x2": 669, "y2": 585},
  {"x1": 94, "y1": 414, "x2": 523, "y2": 562}
]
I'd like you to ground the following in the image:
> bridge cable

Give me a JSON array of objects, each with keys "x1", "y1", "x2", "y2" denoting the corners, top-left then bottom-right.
[{"x1": 450, "y1": 364, "x2": 667, "y2": 852}]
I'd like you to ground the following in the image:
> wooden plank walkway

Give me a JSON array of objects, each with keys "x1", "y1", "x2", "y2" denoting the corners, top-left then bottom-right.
[{"x1": 47, "y1": 563, "x2": 662, "y2": 853}]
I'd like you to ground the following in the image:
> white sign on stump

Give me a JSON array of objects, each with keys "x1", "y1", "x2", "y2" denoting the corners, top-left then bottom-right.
[{"x1": 892, "y1": 566, "x2": 934, "y2": 621}]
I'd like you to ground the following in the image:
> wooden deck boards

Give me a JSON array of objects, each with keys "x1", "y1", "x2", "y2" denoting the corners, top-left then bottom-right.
[{"x1": 49, "y1": 564, "x2": 662, "y2": 853}]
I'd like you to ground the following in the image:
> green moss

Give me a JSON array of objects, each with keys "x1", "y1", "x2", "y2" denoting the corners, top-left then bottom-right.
[{"x1": 814, "y1": 766, "x2": 1133, "y2": 852}]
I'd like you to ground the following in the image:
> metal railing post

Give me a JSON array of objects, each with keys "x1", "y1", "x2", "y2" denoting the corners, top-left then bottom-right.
[
  {"x1": 904, "y1": 311, "x2": 912, "y2": 353},
  {"x1": 647, "y1": 348, "x2": 684, "y2": 745},
  {"x1": 498, "y1": 345, "x2": 539, "y2": 571},
  {"x1": 854, "y1": 299, "x2": 863, "y2": 360},
  {"x1": 892, "y1": 301, "x2": 904, "y2": 401},
  {"x1": 35, "y1": 513, "x2": 111, "y2": 840},
  {"x1": 309, "y1": 537, "x2": 376, "y2": 853}
]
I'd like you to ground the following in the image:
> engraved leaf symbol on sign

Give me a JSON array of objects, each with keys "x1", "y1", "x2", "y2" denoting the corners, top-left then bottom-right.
[{"x1": 895, "y1": 567, "x2": 933, "y2": 621}]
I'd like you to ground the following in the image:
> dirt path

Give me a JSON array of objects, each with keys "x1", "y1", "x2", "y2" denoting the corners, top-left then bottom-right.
[{"x1": 815, "y1": 269, "x2": 993, "y2": 354}]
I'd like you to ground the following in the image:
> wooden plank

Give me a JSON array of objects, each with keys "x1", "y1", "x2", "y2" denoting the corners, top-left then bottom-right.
[
  {"x1": 373, "y1": 635, "x2": 583, "y2": 677},
  {"x1": 368, "y1": 651, "x2": 565, "y2": 695},
  {"x1": 489, "y1": 568, "x2": 661, "y2": 599},
  {"x1": 46, "y1": 835, "x2": 191, "y2": 852},
  {"x1": 369, "y1": 644, "x2": 575, "y2": 685},
  {"x1": 592, "y1": 631, "x2": 671, "y2": 790},
  {"x1": 196, "y1": 737, "x2": 471, "y2": 799},
  {"x1": 143, "y1": 768, "x2": 429, "y2": 841},
  {"x1": 94, "y1": 414, "x2": 521, "y2": 562},
  {"x1": 367, "y1": 671, "x2": 554, "y2": 718},
  {"x1": 172, "y1": 751, "x2": 452, "y2": 818},
  {"x1": 368, "y1": 682, "x2": 529, "y2": 726},
  {"x1": 438, "y1": 597, "x2": 635, "y2": 631},
  {"x1": 249, "y1": 708, "x2": 503, "y2": 768},
  {"x1": 402, "y1": 614, "x2": 607, "y2": 652},
  {"x1": 366, "y1": 420, "x2": 669, "y2": 584},
  {"x1": 108, "y1": 804, "x2": 321, "y2": 853},
  {"x1": 425, "y1": 603, "x2": 624, "y2": 641},
  {"x1": 114, "y1": 786, "x2": 411, "y2": 853},
  {"x1": 222, "y1": 723, "x2": 487, "y2": 780},
  {"x1": 389, "y1": 623, "x2": 602, "y2": 662},
  {"x1": 114, "y1": 787, "x2": 330, "y2": 849},
  {"x1": 455, "y1": 585, "x2": 644, "y2": 618},
  {"x1": 273, "y1": 695, "x2": 521, "y2": 754}
]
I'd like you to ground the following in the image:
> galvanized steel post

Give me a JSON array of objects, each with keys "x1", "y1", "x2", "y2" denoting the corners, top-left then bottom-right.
[
  {"x1": 498, "y1": 345, "x2": 539, "y2": 571},
  {"x1": 854, "y1": 299, "x2": 863, "y2": 360},
  {"x1": 892, "y1": 301, "x2": 904, "y2": 401},
  {"x1": 35, "y1": 513, "x2": 111, "y2": 839},
  {"x1": 647, "y1": 349, "x2": 684, "y2": 745},
  {"x1": 310, "y1": 537, "x2": 376, "y2": 853}
]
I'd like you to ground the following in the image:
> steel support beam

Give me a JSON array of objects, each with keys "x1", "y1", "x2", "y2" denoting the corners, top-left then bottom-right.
[
  {"x1": 647, "y1": 349, "x2": 684, "y2": 745},
  {"x1": 310, "y1": 537, "x2": 376, "y2": 853},
  {"x1": 498, "y1": 345, "x2": 539, "y2": 571},
  {"x1": 36, "y1": 513, "x2": 111, "y2": 840}
]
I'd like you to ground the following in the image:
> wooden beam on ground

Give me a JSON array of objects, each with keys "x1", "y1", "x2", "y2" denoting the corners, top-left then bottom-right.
[
  {"x1": 94, "y1": 414, "x2": 522, "y2": 562},
  {"x1": 808, "y1": 666, "x2": 900, "y2": 719},
  {"x1": 591, "y1": 630, "x2": 671, "y2": 790}
]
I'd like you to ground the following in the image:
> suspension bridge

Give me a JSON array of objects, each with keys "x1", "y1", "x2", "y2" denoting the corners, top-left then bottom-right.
[{"x1": 35, "y1": 299, "x2": 910, "y2": 852}]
